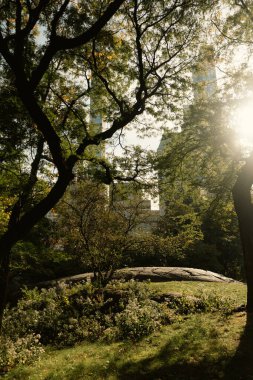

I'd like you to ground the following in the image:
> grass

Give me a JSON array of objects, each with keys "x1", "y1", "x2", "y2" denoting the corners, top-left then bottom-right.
[
  {"x1": 2, "y1": 281, "x2": 251, "y2": 380},
  {"x1": 149, "y1": 281, "x2": 247, "y2": 307}
]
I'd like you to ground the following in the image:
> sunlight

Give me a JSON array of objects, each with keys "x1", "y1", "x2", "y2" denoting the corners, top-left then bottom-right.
[{"x1": 232, "y1": 99, "x2": 253, "y2": 146}]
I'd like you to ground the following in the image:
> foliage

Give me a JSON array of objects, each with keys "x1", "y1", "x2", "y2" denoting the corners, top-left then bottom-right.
[
  {"x1": 1, "y1": 280, "x2": 166, "y2": 351},
  {"x1": 155, "y1": 97, "x2": 243, "y2": 278},
  {"x1": 166, "y1": 290, "x2": 235, "y2": 316},
  {"x1": 2, "y1": 282, "x2": 106, "y2": 347},
  {"x1": 2, "y1": 281, "x2": 247, "y2": 380},
  {"x1": 0, "y1": 196, "x2": 15, "y2": 236},
  {"x1": 1, "y1": 278, "x2": 239, "y2": 364},
  {"x1": 55, "y1": 180, "x2": 151, "y2": 285},
  {"x1": 202, "y1": 202, "x2": 244, "y2": 279},
  {"x1": 124, "y1": 232, "x2": 194, "y2": 267},
  {"x1": 10, "y1": 218, "x2": 59, "y2": 281},
  {"x1": 115, "y1": 298, "x2": 165, "y2": 341},
  {"x1": 122, "y1": 196, "x2": 240, "y2": 276},
  {"x1": 0, "y1": 334, "x2": 44, "y2": 374},
  {"x1": 0, "y1": 0, "x2": 207, "y2": 281}
]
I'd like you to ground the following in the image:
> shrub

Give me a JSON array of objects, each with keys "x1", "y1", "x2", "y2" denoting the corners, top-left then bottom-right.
[
  {"x1": 2, "y1": 282, "x2": 115, "y2": 347},
  {"x1": 1, "y1": 279, "x2": 236, "y2": 374},
  {"x1": 107, "y1": 279, "x2": 153, "y2": 309},
  {"x1": 0, "y1": 334, "x2": 44, "y2": 374},
  {"x1": 55, "y1": 316, "x2": 105, "y2": 346},
  {"x1": 3, "y1": 280, "x2": 169, "y2": 347},
  {"x1": 166, "y1": 291, "x2": 234, "y2": 316},
  {"x1": 3, "y1": 278, "x2": 233, "y2": 355},
  {"x1": 115, "y1": 298, "x2": 165, "y2": 341},
  {"x1": 196, "y1": 290, "x2": 234, "y2": 315}
]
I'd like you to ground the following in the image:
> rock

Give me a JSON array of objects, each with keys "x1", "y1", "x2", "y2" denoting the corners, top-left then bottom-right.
[
  {"x1": 37, "y1": 267, "x2": 239, "y2": 288},
  {"x1": 112, "y1": 267, "x2": 239, "y2": 283}
]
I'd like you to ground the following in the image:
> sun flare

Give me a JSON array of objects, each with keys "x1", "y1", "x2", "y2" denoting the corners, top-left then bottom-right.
[{"x1": 232, "y1": 100, "x2": 253, "y2": 145}]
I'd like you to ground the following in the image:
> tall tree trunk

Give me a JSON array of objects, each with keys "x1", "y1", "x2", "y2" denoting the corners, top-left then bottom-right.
[
  {"x1": 0, "y1": 171, "x2": 75, "y2": 330},
  {"x1": 0, "y1": 245, "x2": 11, "y2": 332},
  {"x1": 233, "y1": 153, "x2": 253, "y2": 312}
]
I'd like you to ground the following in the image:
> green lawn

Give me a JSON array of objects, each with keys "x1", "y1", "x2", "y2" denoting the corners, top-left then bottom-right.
[
  {"x1": 149, "y1": 281, "x2": 247, "y2": 307},
  {"x1": 4, "y1": 281, "x2": 252, "y2": 380}
]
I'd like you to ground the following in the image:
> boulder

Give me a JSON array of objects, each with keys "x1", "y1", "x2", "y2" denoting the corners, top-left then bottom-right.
[
  {"x1": 39, "y1": 267, "x2": 239, "y2": 287},
  {"x1": 113, "y1": 267, "x2": 238, "y2": 283}
]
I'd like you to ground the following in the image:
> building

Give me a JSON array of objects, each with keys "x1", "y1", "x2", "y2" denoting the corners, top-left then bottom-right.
[
  {"x1": 157, "y1": 45, "x2": 218, "y2": 215},
  {"x1": 110, "y1": 182, "x2": 160, "y2": 234}
]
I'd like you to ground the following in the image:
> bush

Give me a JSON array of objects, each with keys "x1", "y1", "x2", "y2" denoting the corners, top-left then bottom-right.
[
  {"x1": 2, "y1": 282, "x2": 113, "y2": 346},
  {"x1": 0, "y1": 334, "x2": 44, "y2": 374},
  {"x1": 2, "y1": 280, "x2": 169, "y2": 348},
  {"x1": 196, "y1": 290, "x2": 234, "y2": 315},
  {"x1": 166, "y1": 291, "x2": 234, "y2": 316},
  {"x1": 1, "y1": 279, "x2": 236, "y2": 374},
  {"x1": 108, "y1": 279, "x2": 153, "y2": 306},
  {"x1": 2, "y1": 278, "x2": 233, "y2": 359},
  {"x1": 55, "y1": 316, "x2": 105, "y2": 346},
  {"x1": 115, "y1": 298, "x2": 165, "y2": 341}
]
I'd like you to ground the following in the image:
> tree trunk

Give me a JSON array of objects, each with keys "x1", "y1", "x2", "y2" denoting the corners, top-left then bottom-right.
[
  {"x1": 233, "y1": 153, "x2": 253, "y2": 312},
  {"x1": 0, "y1": 245, "x2": 11, "y2": 332},
  {"x1": 0, "y1": 171, "x2": 75, "y2": 330}
]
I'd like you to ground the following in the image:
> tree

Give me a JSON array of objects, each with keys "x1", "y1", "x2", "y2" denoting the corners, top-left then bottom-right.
[
  {"x1": 155, "y1": 0, "x2": 253, "y2": 308},
  {"x1": 215, "y1": 0, "x2": 253, "y2": 311},
  {"x1": 233, "y1": 155, "x2": 253, "y2": 311},
  {"x1": 55, "y1": 180, "x2": 151, "y2": 285},
  {"x1": 0, "y1": 0, "x2": 207, "y2": 324},
  {"x1": 156, "y1": 88, "x2": 243, "y2": 276}
]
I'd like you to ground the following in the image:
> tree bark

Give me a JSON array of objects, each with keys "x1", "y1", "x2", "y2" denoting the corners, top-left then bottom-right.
[
  {"x1": 232, "y1": 153, "x2": 253, "y2": 312},
  {"x1": 0, "y1": 169, "x2": 75, "y2": 329},
  {"x1": 0, "y1": 246, "x2": 11, "y2": 332}
]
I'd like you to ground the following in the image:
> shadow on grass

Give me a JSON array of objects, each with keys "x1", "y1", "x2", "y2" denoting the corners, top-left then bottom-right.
[
  {"x1": 115, "y1": 332, "x2": 229, "y2": 380},
  {"x1": 117, "y1": 316, "x2": 253, "y2": 380},
  {"x1": 8, "y1": 316, "x2": 252, "y2": 380},
  {"x1": 223, "y1": 313, "x2": 253, "y2": 380},
  {"x1": 114, "y1": 316, "x2": 253, "y2": 380},
  {"x1": 44, "y1": 323, "x2": 231, "y2": 380},
  {"x1": 43, "y1": 347, "x2": 229, "y2": 380}
]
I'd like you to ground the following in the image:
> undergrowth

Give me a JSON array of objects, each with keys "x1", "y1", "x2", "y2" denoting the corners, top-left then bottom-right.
[{"x1": 0, "y1": 280, "x2": 245, "y2": 375}]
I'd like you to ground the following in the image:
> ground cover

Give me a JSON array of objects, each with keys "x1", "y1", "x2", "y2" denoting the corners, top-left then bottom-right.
[
  {"x1": 2, "y1": 281, "x2": 250, "y2": 380},
  {"x1": 150, "y1": 281, "x2": 246, "y2": 307}
]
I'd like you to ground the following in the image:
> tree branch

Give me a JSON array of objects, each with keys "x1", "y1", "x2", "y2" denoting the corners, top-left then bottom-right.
[
  {"x1": 90, "y1": 40, "x2": 126, "y2": 114},
  {"x1": 15, "y1": 76, "x2": 67, "y2": 174},
  {"x1": 8, "y1": 137, "x2": 44, "y2": 229},
  {"x1": 21, "y1": 0, "x2": 51, "y2": 38},
  {"x1": 30, "y1": 0, "x2": 125, "y2": 89},
  {"x1": 236, "y1": 0, "x2": 253, "y2": 23},
  {"x1": 133, "y1": 1, "x2": 144, "y2": 79}
]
